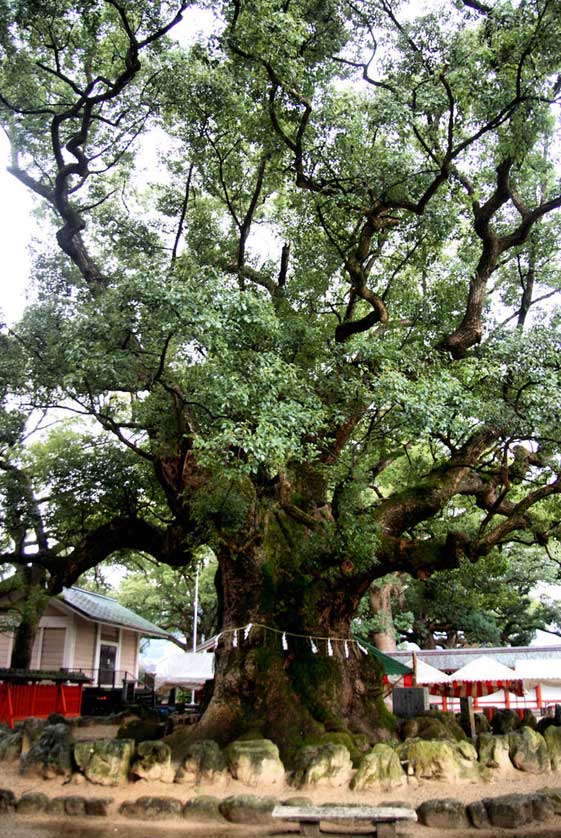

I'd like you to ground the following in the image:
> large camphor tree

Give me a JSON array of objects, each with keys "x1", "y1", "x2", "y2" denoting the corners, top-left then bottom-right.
[{"x1": 1, "y1": 0, "x2": 561, "y2": 758}]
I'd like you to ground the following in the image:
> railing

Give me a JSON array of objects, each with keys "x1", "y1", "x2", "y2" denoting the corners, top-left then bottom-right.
[
  {"x1": 60, "y1": 667, "x2": 138, "y2": 689},
  {"x1": 431, "y1": 684, "x2": 553, "y2": 719},
  {"x1": 0, "y1": 682, "x2": 84, "y2": 728}
]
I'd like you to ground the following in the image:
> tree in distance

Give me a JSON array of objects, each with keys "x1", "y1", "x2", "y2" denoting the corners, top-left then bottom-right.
[
  {"x1": 115, "y1": 549, "x2": 218, "y2": 645},
  {"x1": 1, "y1": 0, "x2": 561, "y2": 759},
  {"x1": 357, "y1": 548, "x2": 561, "y2": 651}
]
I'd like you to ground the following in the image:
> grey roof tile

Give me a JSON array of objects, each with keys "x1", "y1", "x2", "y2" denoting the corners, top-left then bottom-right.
[
  {"x1": 61, "y1": 587, "x2": 172, "y2": 639},
  {"x1": 390, "y1": 645, "x2": 561, "y2": 672}
]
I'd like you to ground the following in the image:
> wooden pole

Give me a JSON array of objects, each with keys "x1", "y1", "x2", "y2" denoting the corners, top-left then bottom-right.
[{"x1": 412, "y1": 652, "x2": 418, "y2": 687}]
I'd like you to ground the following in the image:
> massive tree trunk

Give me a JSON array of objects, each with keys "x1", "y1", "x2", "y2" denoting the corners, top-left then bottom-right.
[{"x1": 186, "y1": 510, "x2": 391, "y2": 765}]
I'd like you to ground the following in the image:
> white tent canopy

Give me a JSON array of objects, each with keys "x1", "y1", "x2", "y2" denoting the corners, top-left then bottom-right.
[
  {"x1": 403, "y1": 658, "x2": 451, "y2": 685},
  {"x1": 451, "y1": 655, "x2": 518, "y2": 682},
  {"x1": 146, "y1": 651, "x2": 215, "y2": 692},
  {"x1": 515, "y1": 659, "x2": 561, "y2": 685}
]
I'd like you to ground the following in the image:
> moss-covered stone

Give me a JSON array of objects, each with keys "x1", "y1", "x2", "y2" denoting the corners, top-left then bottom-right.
[
  {"x1": 17, "y1": 792, "x2": 49, "y2": 814},
  {"x1": 417, "y1": 798, "x2": 469, "y2": 828},
  {"x1": 351, "y1": 743, "x2": 406, "y2": 791},
  {"x1": 544, "y1": 725, "x2": 561, "y2": 771},
  {"x1": 175, "y1": 739, "x2": 228, "y2": 785},
  {"x1": 0, "y1": 731, "x2": 22, "y2": 761},
  {"x1": 226, "y1": 738, "x2": 285, "y2": 786},
  {"x1": 478, "y1": 733, "x2": 516, "y2": 775},
  {"x1": 398, "y1": 737, "x2": 486, "y2": 783},
  {"x1": 303, "y1": 731, "x2": 369, "y2": 768},
  {"x1": 491, "y1": 709, "x2": 520, "y2": 735},
  {"x1": 536, "y1": 786, "x2": 561, "y2": 814},
  {"x1": 183, "y1": 795, "x2": 224, "y2": 821},
  {"x1": 520, "y1": 709, "x2": 538, "y2": 729},
  {"x1": 508, "y1": 727, "x2": 550, "y2": 774},
  {"x1": 119, "y1": 796, "x2": 183, "y2": 819},
  {"x1": 218, "y1": 794, "x2": 278, "y2": 825},
  {"x1": 19, "y1": 717, "x2": 46, "y2": 753},
  {"x1": 293, "y1": 742, "x2": 353, "y2": 789},
  {"x1": 475, "y1": 713, "x2": 491, "y2": 735},
  {"x1": 74, "y1": 738, "x2": 135, "y2": 786},
  {"x1": 0, "y1": 789, "x2": 16, "y2": 813},
  {"x1": 422, "y1": 711, "x2": 466, "y2": 741},
  {"x1": 398, "y1": 711, "x2": 465, "y2": 743},
  {"x1": 130, "y1": 739, "x2": 174, "y2": 783},
  {"x1": 483, "y1": 793, "x2": 534, "y2": 828},
  {"x1": 20, "y1": 723, "x2": 73, "y2": 780},
  {"x1": 467, "y1": 799, "x2": 490, "y2": 829},
  {"x1": 84, "y1": 798, "x2": 113, "y2": 816}
]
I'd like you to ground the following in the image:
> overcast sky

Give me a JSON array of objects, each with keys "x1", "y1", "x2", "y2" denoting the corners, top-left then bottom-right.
[{"x1": 0, "y1": 133, "x2": 33, "y2": 325}]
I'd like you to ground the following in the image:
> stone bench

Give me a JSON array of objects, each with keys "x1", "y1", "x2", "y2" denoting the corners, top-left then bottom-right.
[{"x1": 272, "y1": 804, "x2": 417, "y2": 837}]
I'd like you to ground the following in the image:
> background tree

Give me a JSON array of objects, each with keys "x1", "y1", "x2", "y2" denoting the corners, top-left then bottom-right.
[
  {"x1": 358, "y1": 550, "x2": 561, "y2": 650},
  {"x1": 115, "y1": 549, "x2": 218, "y2": 644},
  {"x1": 1, "y1": 0, "x2": 561, "y2": 759}
]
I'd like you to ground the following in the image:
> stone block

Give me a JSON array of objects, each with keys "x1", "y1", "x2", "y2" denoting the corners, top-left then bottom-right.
[
  {"x1": 0, "y1": 789, "x2": 16, "y2": 813},
  {"x1": 85, "y1": 797, "x2": 113, "y2": 816},
  {"x1": 219, "y1": 794, "x2": 278, "y2": 824},
  {"x1": 20, "y1": 723, "x2": 73, "y2": 780},
  {"x1": 351, "y1": 743, "x2": 405, "y2": 791},
  {"x1": 416, "y1": 798, "x2": 469, "y2": 829},
  {"x1": 484, "y1": 793, "x2": 534, "y2": 828},
  {"x1": 182, "y1": 795, "x2": 224, "y2": 821},
  {"x1": 293, "y1": 743, "x2": 353, "y2": 789},
  {"x1": 175, "y1": 740, "x2": 228, "y2": 785},
  {"x1": 119, "y1": 796, "x2": 183, "y2": 819},
  {"x1": 509, "y1": 728, "x2": 550, "y2": 774},
  {"x1": 466, "y1": 799, "x2": 490, "y2": 829},
  {"x1": 226, "y1": 739, "x2": 285, "y2": 786},
  {"x1": 74, "y1": 738, "x2": 135, "y2": 786},
  {"x1": 17, "y1": 792, "x2": 49, "y2": 814},
  {"x1": 130, "y1": 739, "x2": 174, "y2": 783}
]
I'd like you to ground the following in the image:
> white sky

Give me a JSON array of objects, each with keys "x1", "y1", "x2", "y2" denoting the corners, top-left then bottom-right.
[
  {"x1": 0, "y1": 132, "x2": 34, "y2": 325},
  {"x1": 0, "y1": 0, "x2": 447, "y2": 328},
  {"x1": 0, "y1": 4, "x2": 219, "y2": 326}
]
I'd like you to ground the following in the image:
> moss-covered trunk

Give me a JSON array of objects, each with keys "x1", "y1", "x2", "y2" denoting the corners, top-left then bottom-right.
[{"x1": 191, "y1": 509, "x2": 393, "y2": 765}]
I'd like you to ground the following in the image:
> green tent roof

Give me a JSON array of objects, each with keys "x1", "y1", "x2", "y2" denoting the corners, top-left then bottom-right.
[{"x1": 353, "y1": 636, "x2": 413, "y2": 676}]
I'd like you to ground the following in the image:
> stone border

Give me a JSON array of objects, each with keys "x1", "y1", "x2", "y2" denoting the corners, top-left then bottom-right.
[{"x1": 2, "y1": 787, "x2": 561, "y2": 829}]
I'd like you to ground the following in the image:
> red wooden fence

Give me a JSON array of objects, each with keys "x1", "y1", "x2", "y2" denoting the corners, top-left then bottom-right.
[{"x1": 0, "y1": 682, "x2": 83, "y2": 728}]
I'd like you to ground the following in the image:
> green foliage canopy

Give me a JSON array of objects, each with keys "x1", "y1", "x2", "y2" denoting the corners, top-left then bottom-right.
[{"x1": 0, "y1": 0, "x2": 561, "y2": 642}]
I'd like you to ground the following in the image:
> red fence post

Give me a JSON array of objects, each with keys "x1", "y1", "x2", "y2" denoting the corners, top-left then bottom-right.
[
  {"x1": 536, "y1": 684, "x2": 543, "y2": 712},
  {"x1": 6, "y1": 683, "x2": 14, "y2": 729}
]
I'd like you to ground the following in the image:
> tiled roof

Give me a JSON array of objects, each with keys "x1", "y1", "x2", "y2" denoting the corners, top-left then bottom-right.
[
  {"x1": 61, "y1": 587, "x2": 172, "y2": 639},
  {"x1": 390, "y1": 645, "x2": 561, "y2": 672}
]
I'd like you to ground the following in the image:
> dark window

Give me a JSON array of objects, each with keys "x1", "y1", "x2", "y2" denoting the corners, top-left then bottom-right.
[{"x1": 99, "y1": 644, "x2": 117, "y2": 686}]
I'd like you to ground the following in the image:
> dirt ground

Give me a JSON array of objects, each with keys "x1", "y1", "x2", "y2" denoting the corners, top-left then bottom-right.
[{"x1": 3, "y1": 722, "x2": 561, "y2": 837}]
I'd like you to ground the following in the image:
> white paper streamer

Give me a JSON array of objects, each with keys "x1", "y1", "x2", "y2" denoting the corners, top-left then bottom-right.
[
  {"x1": 232, "y1": 629, "x2": 238, "y2": 648},
  {"x1": 243, "y1": 623, "x2": 253, "y2": 640},
  {"x1": 344, "y1": 640, "x2": 349, "y2": 658},
  {"x1": 356, "y1": 641, "x2": 368, "y2": 655},
  {"x1": 327, "y1": 638, "x2": 333, "y2": 656},
  {"x1": 214, "y1": 633, "x2": 221, "y2": 649},
  {"x1": 282, "y1": 632, "x2": 288, "y2": 650},
  {"x1": 310, "y1": 638, "x2": 318, "y2": 654}
]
